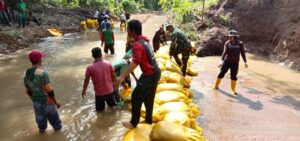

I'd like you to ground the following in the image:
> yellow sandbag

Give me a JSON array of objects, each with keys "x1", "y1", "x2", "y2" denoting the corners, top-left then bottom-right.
[
  {"x1": 156, "y1": 83, "x2": 190, "y2": 97},
  {"x1": 47, "y1": 28, "x2": 62, "y2": 36},
  {"x1": 156, "y1": 57, "x2": 167, "y2": 63},
  {"x1": 86, "y1": 18, "x2": 93, "y2": 28},
  {"x1": 110, "y1": 19, "x2": 115, "y2": 29},
  {"x1": 119, "y1": 88, "x2": 132, "y2": 100},
  {"x1": 150, "y1": 121, "x2": 205, "y2": 141},
  {"x1": 159, "y1": 102, "x2": 190, "y2": 117},
  {"x1": 80, "y1": 21, "x2": 87, "y2": 29},
  {"x1": 163, "y1": 112, "x2": 191, "y2": 127},
  {"x1": 123, "y1": 123, "x2": 153, "y2": 141},
  {"x1": 156, "y1": 46, "x2": 169, "y2": 55},
  {"x1": 165, "y1": 71, "x2": 184, "y2": 84},
  {"x1": 92, "y1": 20, "x2": 98, "y2": 29},
  {"x1": 187, "y1": 67, "x2": 198, "y2": 76},
  {"x1": 141, "y1": 103, "x2": 163, "y2": 122},
  {"x1": 158, "y1": 77, "x2": 167, "y2": 84},
  {"x1": 155, "y1": 54, "x2": 169, "y2": 60},
  {"x1": 155, "y1": 91, "x2": 188, "y2": 105},
  {"x1": 158, "y1": 62, "x2": 166, "y2": 71},
  {"x1": 190, "y1": 105, "x2": 200, "y2": 117},
  {"x1": 165, "y1": 60, "x2": 182, "y2": 75},
  {"x1": 189, "y1": 118, "x2": 203, "y2": 135},
  {"x1": 182, "y1": 76, "x2": 191, "y2": 88}
]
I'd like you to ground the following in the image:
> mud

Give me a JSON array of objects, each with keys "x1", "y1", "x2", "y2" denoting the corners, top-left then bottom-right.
[{"x1": 191, "y1": 54, "x2": 300, "y2": 141}]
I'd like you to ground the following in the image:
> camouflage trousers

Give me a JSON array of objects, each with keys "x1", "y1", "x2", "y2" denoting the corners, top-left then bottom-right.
[{"x1": 172, "y1": 47, "x2": 191, "y2": 76}]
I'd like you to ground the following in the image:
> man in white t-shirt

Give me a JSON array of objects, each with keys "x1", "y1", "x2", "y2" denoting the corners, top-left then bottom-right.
[
  {"x1": 94, "y1": 10, "x2": 99, "y2": 19},
  {"x1": 120, "y1": 13, "x2": 126, "y2": 29}
]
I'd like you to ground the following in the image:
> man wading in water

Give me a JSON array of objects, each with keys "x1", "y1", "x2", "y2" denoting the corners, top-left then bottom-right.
[
  {"x1": 115, "y1": 20, "x2": 161, "y2": 129},
  {"x1": 213, "y1": 30, "x2": 248, "y2": 95},
  {"x1": 24, "y1": 50, "x2": 62, "y2": 133}
]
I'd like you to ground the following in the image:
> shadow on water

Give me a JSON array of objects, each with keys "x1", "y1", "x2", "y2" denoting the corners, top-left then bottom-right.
[
  {"x1": 271, "y1": 95, "x2": 300, "y2": 111},
  {"x1": 218, "y1": 89, "x2": 264, "y2": 111}
]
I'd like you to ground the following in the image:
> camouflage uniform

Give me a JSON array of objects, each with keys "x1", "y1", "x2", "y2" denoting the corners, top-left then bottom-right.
[{"x1": 169, "y1": 29, "x2": 192, "y2": 76}]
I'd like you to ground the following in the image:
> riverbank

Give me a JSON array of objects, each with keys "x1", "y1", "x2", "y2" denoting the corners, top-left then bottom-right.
[{"x1": 0, "y1": 7, "x2": 158, "y2": 56}]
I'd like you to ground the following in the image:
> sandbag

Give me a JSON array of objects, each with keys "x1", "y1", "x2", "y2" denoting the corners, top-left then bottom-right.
[
  {"x1": 119, "y1": 88, "x2": 132, "y2": 100},
  {"x1": 187, "y1": 67, "x2": 198, "y2": 76},
  {"x1": 110, "y1": 19, "x2": 115, "y2": 28},
  {"x1": 165, "y1": 60, "x2": 182, "y2": 75},
  {"x1": 141, "y1": 103, "x2": 163, "y2": 122},
  {"x1": 161, "y1": 71, "x2": 184, "y2": 84},
  {"x1": 156, "y1": 83, "x2": 190, "y2": 97},
  {"x1": 123, "y1": 124, "x2": 153, "y2": 141},
  {"x1": 158, "y1": 62, "x2": 166, "y2": 71},
  {"x1": 155, "y1": 91, "x2": 188, "y2": 105},
  {"x1": 47, "y1": 28, "x2": 62, "y2": 36},
  {"x1": 163, "y1": 112, "x2": 191, "y2": 127},
  {"x1": 156, "y1": 54, "x2": 169, "y2": 60},
  {"x1": 80, "y1": 21, "x2": 87, "y2": 29},
  {"x1": 86, "y1": 18, "x2": 94, "y2": 28},
  {"x1": 182, "y1": 76, "x2": 192, "y2": 88},
  {"x1": 150, "y1": 121, "x2": 205, "y2": 141},
  {"x1": 159, "y1": 102, "x2": 190, "y2": 117}
]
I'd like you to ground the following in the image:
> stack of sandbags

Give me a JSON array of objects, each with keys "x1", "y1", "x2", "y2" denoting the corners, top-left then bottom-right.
[
  {"x1": 123, "y1": 44, "x2": 206, "y2": 141},
  {"x1": 81, "y1": 19, "x2": 99, "y2": 29}
]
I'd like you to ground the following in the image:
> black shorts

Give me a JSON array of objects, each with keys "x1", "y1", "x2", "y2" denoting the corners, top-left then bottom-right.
[{"x1": 95, "y1": 92, "x2": 117, "y2": 111}]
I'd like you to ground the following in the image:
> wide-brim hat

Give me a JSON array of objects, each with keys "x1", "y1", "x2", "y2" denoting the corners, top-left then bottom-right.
[{"x1": 228, "y1": 30, "x2": 239, "y2": 37}]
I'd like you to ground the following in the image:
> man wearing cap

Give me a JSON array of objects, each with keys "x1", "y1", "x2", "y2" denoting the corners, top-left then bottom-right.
[
  {"x1": 112, "y1": 52, "x2": 138, "y2": 103},
  {"x1": 24, "y1": 50, "x2": 62, "y2": 133},
  {"x1": 152, "y1": 25, "x2": 167, "y2": 53},
  {"x1": 213, "y1": 30, "x2": 248, "y2": 95},
  {"x1": 166, "y1": 24, "x2": 192, "y2": 77},
  {"x1": 115, "y1": 20, "x2": 161, "y2": 129},
  {"x1": 82, "y1": 47, "x2": 117, "y2": 111},
  {"x1": 101, "y1": 15, "x2": 110, "y2": 31}
]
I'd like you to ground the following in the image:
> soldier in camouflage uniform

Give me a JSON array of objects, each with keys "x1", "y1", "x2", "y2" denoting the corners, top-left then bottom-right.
[{"x1": 166, "y1": 24, "x2": 192, "y2": 76}]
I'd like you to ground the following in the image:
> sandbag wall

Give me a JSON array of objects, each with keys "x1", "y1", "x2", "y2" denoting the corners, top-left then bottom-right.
[
  {"x1": 80, "y1": 18, "x2": 115, "y2": 30},
  {"x1": 123, "y1": 44, "x2": 206, "y2": 141}
]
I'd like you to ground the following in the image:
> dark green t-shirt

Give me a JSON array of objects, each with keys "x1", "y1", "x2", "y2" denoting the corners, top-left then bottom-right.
[
  {"x1": 17, "y1": 2, "x2": 26, "y2": 13},
  {"x1": 24, "y1": 68, "x2": 50, "y2": 104}
]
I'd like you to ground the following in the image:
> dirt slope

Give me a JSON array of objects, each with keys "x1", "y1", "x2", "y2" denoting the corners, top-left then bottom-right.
[{"x1": 230, "y1": 0, "x2": 300, "y2": 70}]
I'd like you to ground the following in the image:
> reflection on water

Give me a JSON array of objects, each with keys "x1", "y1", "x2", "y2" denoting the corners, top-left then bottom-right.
[{"x1": 0, "y1": 28, "x2": 133, "y2": 141}]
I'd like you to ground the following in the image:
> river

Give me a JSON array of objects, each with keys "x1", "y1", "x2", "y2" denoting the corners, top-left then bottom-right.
[{"x1": 0, "y1": 14, "x2": 300, "y2": 141}]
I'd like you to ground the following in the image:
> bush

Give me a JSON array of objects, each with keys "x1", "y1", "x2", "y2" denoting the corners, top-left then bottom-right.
[
  {"x1": 180, "y1": 23, "x2": 196, "y2": 32},
  {"x1": 218, "y1": 13, "x2": 230, "y2": 26},
  {"x1": 186, "y1": 31, "x2": 199, "y2": 41},
  {"x1": 122, "y1": 0, "x2": 141, "y2": 13}
]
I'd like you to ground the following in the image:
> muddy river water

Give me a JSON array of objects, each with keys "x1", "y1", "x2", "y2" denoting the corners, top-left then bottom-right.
[{"x1": 0, "y1": 15, "x2": 300, "y2": 141}]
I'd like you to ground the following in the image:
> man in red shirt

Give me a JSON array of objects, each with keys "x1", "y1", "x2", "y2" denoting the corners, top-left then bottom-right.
[
  {"x1": 115, "y1": 20, "x2": 161, "y2": 129},
  {"x1": 82, "y1": 47, "x2": 117, "y2": 111}
]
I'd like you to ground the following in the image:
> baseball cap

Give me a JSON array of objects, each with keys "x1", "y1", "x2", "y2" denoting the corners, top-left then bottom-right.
[{"x1": 29, "y1": 50, "x2": 46, "y2": 63}]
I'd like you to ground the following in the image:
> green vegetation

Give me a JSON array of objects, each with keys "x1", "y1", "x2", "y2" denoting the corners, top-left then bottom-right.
[
  {"x1": 159, "y1": 0, "x2": 221, "y2": 40},
  {"x1": 7, "y1": 0, "x2": 161, "y2": 15}
]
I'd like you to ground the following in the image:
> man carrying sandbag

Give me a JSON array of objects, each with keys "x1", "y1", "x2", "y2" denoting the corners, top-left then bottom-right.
[
  {"x1": 115, "y1": 20, "x2": 161, "y2": 129},
  {"x1": 166, "y1": 24, "x2": 192, "y2": 77}
]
